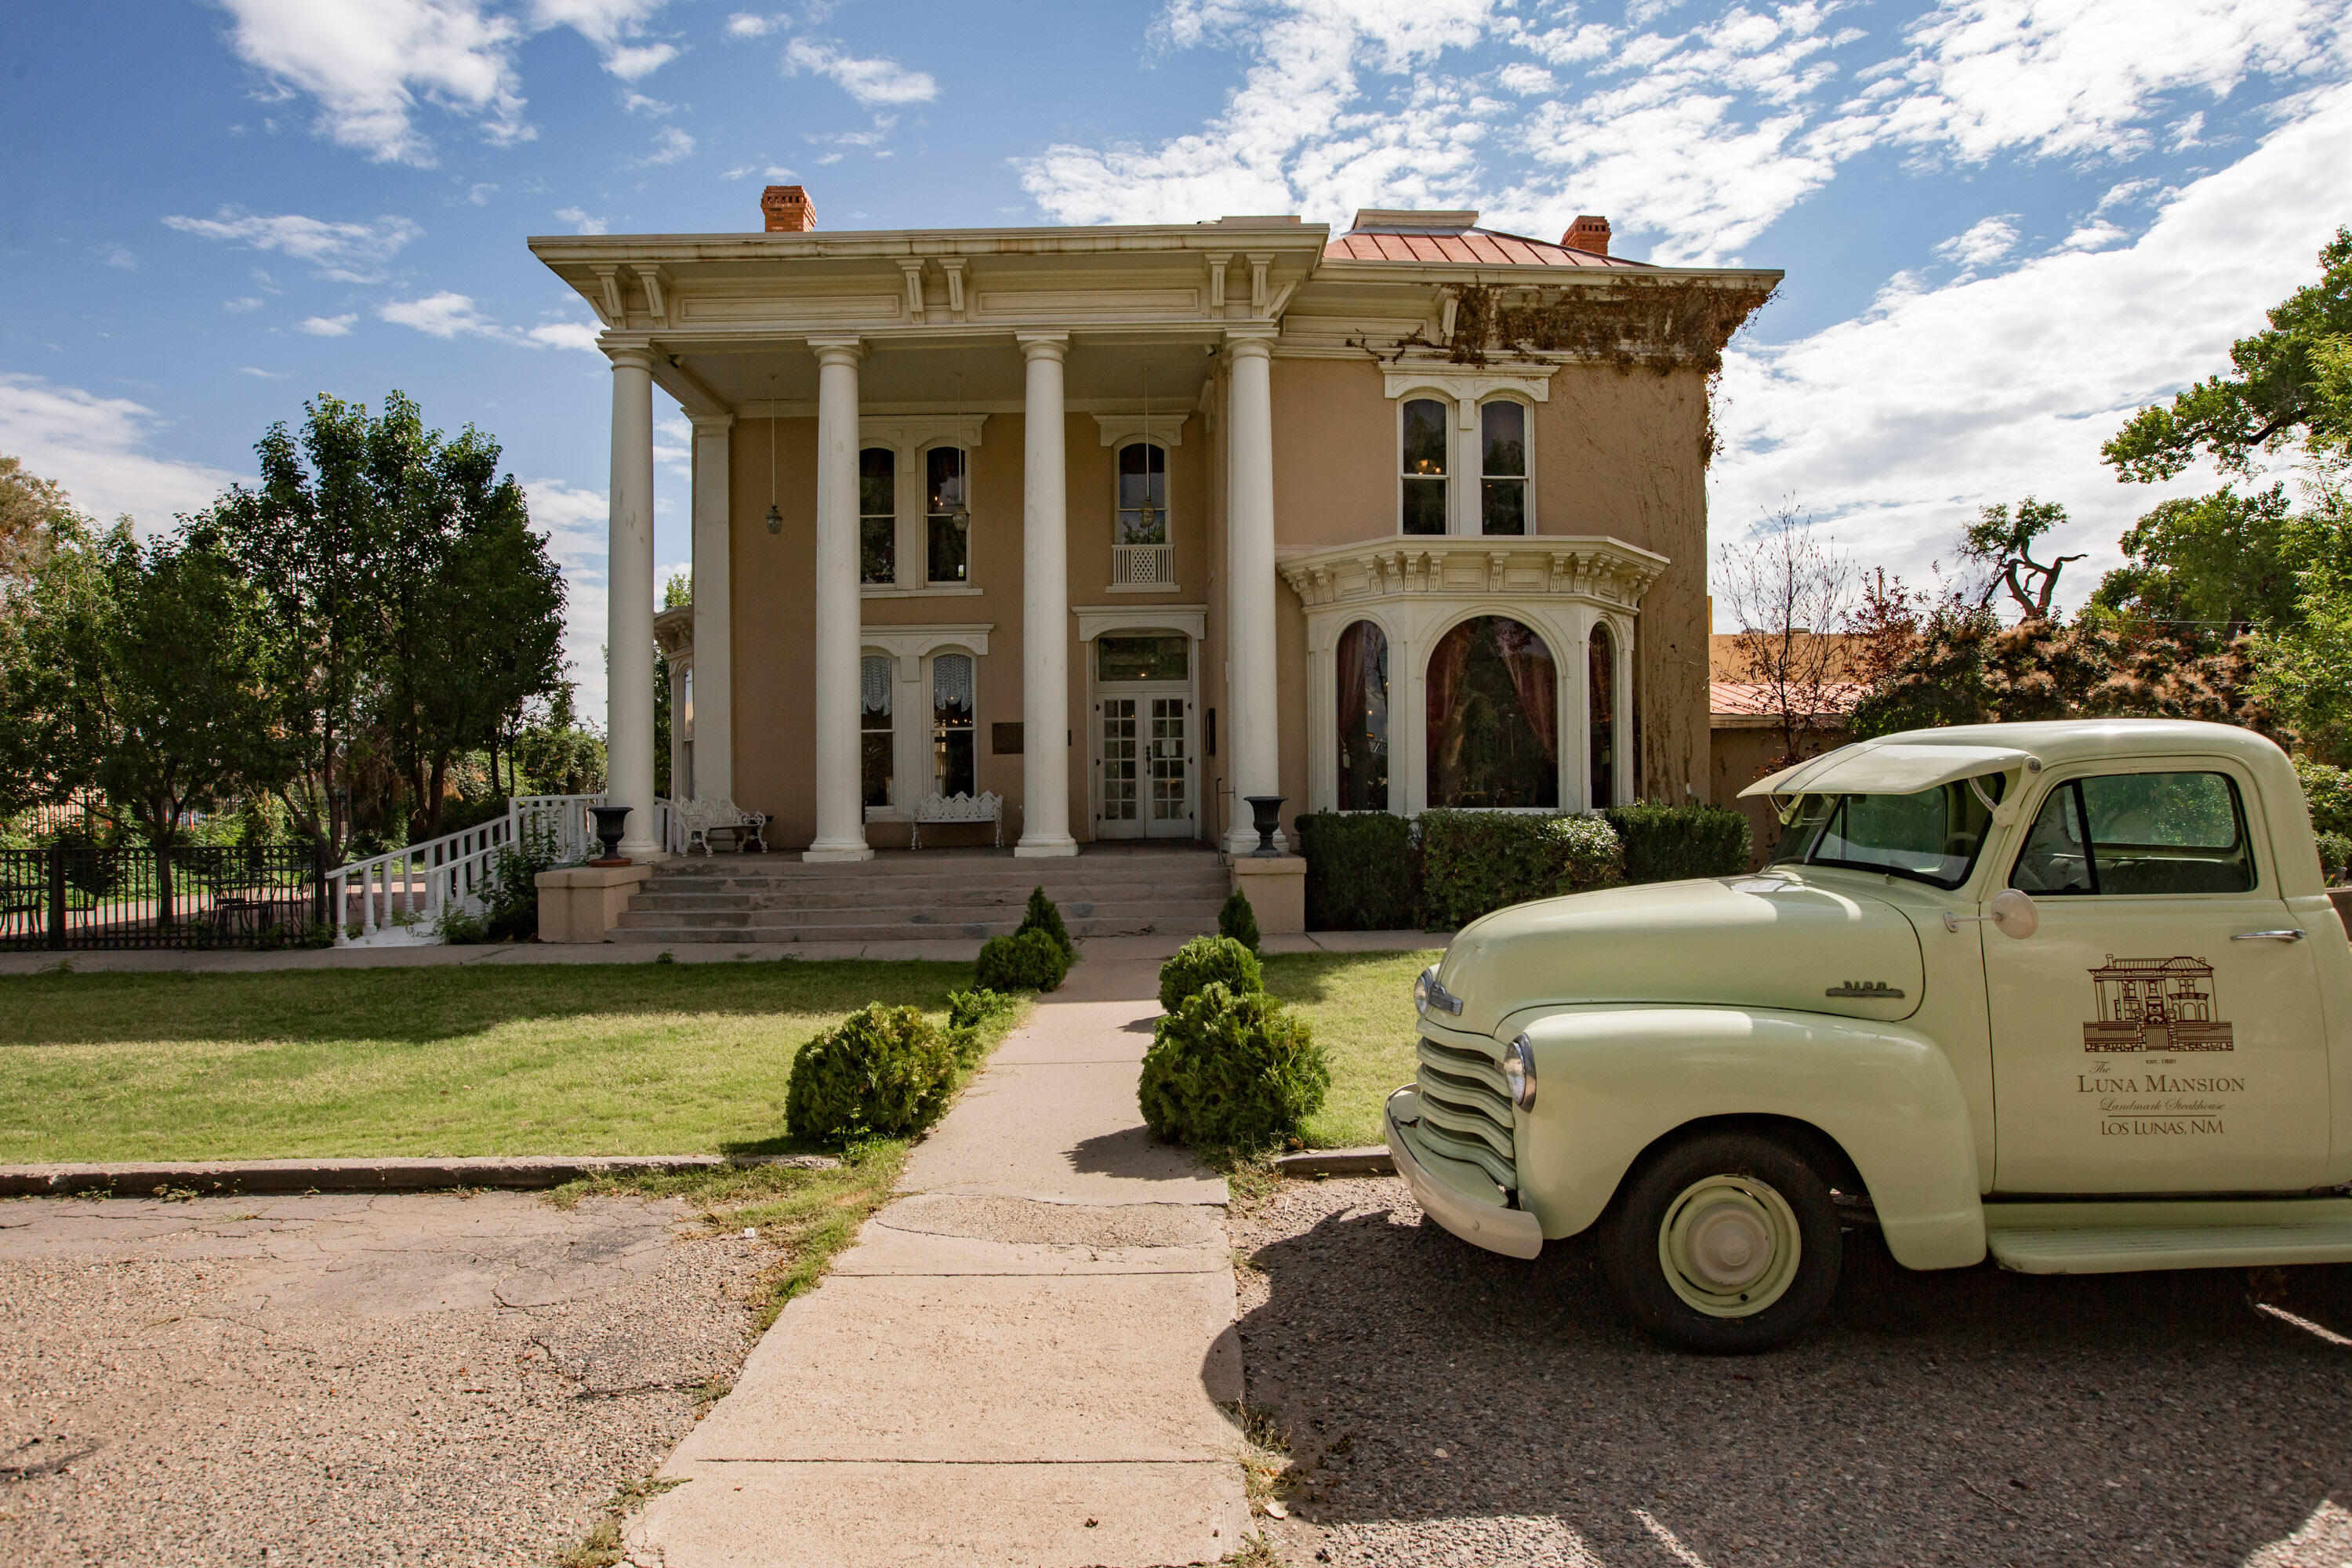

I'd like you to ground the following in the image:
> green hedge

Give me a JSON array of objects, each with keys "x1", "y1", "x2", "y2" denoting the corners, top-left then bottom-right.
[
  {"x1": 1292, "y1": 811, "x2": 1418, "y2": 931},
  {"x1": 1602, "y1": 801, "x2": 1753, "y2": 883},
  {"x1": 786, "y1": 1003, "x2": 956, "y2": 1144},
  {"x1": 1138, "y1": 982, "x2": 1329, "y2": 1149},
  {"x1": 1159, "y1": 934, "x2": 1263, "y2": 1013},
  {"x1": 975, "y1": 927, "x2": 1069, "y2": 992},
  {"x1": 1419, "y1": 810, "x2": 1621, "y2": 929}
]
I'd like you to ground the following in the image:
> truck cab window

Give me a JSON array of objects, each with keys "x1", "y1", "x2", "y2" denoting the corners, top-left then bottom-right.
[
  {"x1": 2011, "y1": 771, "x2": 2254, "y2": 895},
  {"x1": 1770, "y1": 775, "x2": 2002, "y2": 888}
]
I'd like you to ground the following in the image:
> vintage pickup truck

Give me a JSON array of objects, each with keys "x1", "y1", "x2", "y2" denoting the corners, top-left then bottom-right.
[{"x1": 1387, "y1": 719, "x2": 2352, "y2": 1351}]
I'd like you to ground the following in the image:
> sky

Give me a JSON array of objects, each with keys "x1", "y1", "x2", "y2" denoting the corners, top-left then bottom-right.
[{"x1": 2, "y1": 0, "x2": 2347, "y2": 713}]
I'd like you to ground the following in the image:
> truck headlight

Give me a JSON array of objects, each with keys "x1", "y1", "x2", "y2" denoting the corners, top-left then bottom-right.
[
  {"x1": 1414, "y1": 965, "x2": 1463, "y2": 1017},
  {"x1": 1503, "y1": 1033, "x2": 1537, "y2": 1110}
]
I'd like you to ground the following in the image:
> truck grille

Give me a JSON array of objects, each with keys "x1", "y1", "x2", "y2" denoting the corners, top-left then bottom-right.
[{"x1": 1414, "y1": 1036, "x2": 1518, "y2": 1193}]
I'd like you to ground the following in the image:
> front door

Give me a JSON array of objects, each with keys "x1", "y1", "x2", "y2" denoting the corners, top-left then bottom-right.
[
  {"x1": 1092, "y1": 634, "x2": 1196, "y2": 840},
  {"x1": 1986, "y1": 762, "x2": 2331, "y2": 1193}
]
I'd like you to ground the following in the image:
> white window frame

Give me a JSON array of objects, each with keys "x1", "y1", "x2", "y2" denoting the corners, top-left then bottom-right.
[
  {"x1": 857, "y1": 445, "x2": 898, "y2": 587},
  {"x1": 1396, "y1": 397, "x2": 1451, "y2": 539},
  {"x1": 858, "y1": 416, "x2": 987, "y2": 600},
  {"x1": 1382, "y1": 368, "x2": 1555, "y2": 537},
  {"x1": 1475, "y1": 394, "x2": 1534, "y2": 537},
  {"x1": 927, "y1": 648, "x2": 981, "y2": 800},
  {"x1": 919, "y1": 441, "x2": 977, "y2": 590},
  {"x1": 1094, "y1": 413, "x2": 1185, "y2": 594},
  {"x1": 858, "y1": 623, "x2": 993, "y2": 821}
]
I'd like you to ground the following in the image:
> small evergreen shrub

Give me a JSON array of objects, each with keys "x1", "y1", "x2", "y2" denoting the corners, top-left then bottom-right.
[
  {"x1": 975, "y1": 927, "x2": 1070, "y2": 992},
  {"x1": 944, "y1": 986, "x2": 1021, "y2": 1065},
  {"x1": 1158, "y1": 933, "x2": 1263, "y2": 1013},
  {"x1": 2318, "y1": 830, "x2": 2352, "y2": 885},
  {"x1": 1016, "y1": 886, "x2": 1075, "y2": 960},
  {"x1": 1292, "y1": 811, "x2": 1418, "y2": 931},
  {"x1": 786, "y1": 1003, "x2": 956, "y2": 1143},
  {"x1": 1218, "y1": 887, "x2": 1261, "y2": 952},
  {"x1": 2299, "y1": 758, "x2": 2352, "y2": 840},
  {"x1": 1603, "y1": 801, "x2": 1754, "y2": 883},
  {"x1": 1418, "y1": 811, "x2": 1622, "y2": 928},
  {"x1": 1138, "y1": 982, "x2": 1330, "y2": 1149}
]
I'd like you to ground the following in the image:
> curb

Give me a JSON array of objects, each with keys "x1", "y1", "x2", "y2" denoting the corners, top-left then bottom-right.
[
  {"x1": 1272, "y1": 1146, "x2": 1395, "y2": 1177},
  {"x1": 0, "y1": 1152, "x2": 839, "y2": 1199}
]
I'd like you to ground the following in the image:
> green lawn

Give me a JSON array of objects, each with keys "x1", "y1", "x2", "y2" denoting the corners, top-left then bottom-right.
[
  {"x1": 1261, "y1": 949, "x2": 1440, "y2": 1149},
  {"x1": 0, "y1": 960, "x2": 987, "y2": 1163}
]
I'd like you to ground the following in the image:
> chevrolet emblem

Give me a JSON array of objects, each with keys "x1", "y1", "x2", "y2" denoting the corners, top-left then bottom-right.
[{"x1": 1825, "y1": 981, "x2": 1904, "y2": 999}]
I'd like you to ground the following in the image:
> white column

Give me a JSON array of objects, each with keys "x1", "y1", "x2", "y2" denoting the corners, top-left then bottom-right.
[
  {"x1": 604, "y1": 344, "x2": 661, "y2": 858},
  {"x1": 689, "y1": 415, "x2": 734, "y2": 804},
  {"x1": 806, "y1": 337, "x2": 873, "y2": 862},
  {"x1": 1614, "y1": 616, "x2": 1637, "y2": 806},
  {"x1": 1015, "y1": 332, "x2": 1078, "y2": 857},
  {"x1": 1223, "y1": 330, "x2": 1282, "y2": 853}
]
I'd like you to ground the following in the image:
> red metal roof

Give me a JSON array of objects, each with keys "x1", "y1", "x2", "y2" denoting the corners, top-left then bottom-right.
[{"x1": 1323, "y1": 225, "x2": 1648, "y2": 269}]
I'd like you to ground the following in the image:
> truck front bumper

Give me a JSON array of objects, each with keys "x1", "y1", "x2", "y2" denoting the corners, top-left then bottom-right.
[{"x1": 1385, "y1": 1086, "x2": 1544, "y2": 1260}]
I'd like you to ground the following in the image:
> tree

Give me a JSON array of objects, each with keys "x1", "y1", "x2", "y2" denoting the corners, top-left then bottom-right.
[
  {"x1": 1714, "y1": 506, "x2": 1855, "y2": 771},
  {"x1": 1959, "y1": 497, "x2": 2084, "y2": 619},
  {"x1": 0, "y1": 453, "x2": 78, "y2": 592},
  {"x1": 2085, "y1": 485, "x2": 2302, "y2": 633}
]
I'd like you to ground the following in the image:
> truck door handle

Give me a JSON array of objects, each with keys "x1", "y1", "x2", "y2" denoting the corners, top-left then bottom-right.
[{"x1": 2232, "y1": 929, "x2": 2307, "y2": 942}]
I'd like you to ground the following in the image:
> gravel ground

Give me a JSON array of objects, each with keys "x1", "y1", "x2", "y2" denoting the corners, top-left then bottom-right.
[
  {"x1": 0, "y1": 1191, "x2": 771, "y2": 1567},
  {"x1": 1230, "y1": 1176, "x2": 2352, "y2": 1568}
]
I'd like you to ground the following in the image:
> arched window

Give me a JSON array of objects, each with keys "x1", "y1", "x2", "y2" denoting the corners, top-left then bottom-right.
[
  {"x1": 1112, "y1": 441, "x2": 1172, "y2": 586},
  {"x1": 1336, "y1": 620, "x2": 1389, "y2": 811},
  {"x1": 859, "y1": 447, "x2": 895, "y2": 584},
  {"x1": 1479, "y1": 401, "x2": 1526, "y2": 535},
  {"x1": 925, "y1": 446, "x2": 969, "y2": 584},
  {"x1": 1399, "y1": 397, "x2": 1448, "y2": 535},
  {"x1": 931, "y1": 652, "x2": 975, "y2": 798},
  {"x1": 1588, "y1": 623, "x2": 1615, "y2": 811},
  {"x1": 1426, "y1": 616, "x2": 1557, "y2": 808},
  {"x1": 861, "y1": 654, "x2": 892, "y2": 808}
]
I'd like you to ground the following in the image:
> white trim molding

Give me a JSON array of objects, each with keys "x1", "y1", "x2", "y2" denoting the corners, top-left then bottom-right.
[
  {"x1": 1381, "y1": 366, "x2": 1557, "y2": 405},
  {"x1": 859, "y1": 413, "x2": 989, "y2": 451},
  {"x1": 1091, "y1": 412, "x2": 1186, "y2": 448},
  {"x1": 860, "y1": 625, "x2": 993, "y2": 824},
  {"x1": 1276, "y1": 537, "x2": 1662, "y2": 817},
  {"x1": 1071, "y1": 603, "x2": 1208, "y2": 643}
]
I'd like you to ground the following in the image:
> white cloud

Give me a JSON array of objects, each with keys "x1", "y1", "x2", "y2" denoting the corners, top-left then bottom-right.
[
  {"x1": 379, "y1": 290, "x2": 499, "y2": 338},
  {"x1": 297, "y1": 314, "x2": 359, "y2": 336},
  {"x1": 638, "y1": 125, "x2": 696, "y2": 165},
  {"x1": 520, "y1": 476, "x2": 612, "y2": 709},
  {"x1": 224, "y1": 296, "x2": 266, "y2": 312},
  {"x1": 0, "y1": 373, "x2": 242, "y2": 532},
  {"x1": 528, "y1": 0, "x2": 679, "y2": 77},
  {"x1": 526, "y1": 320, "x2": 604, "y2": 352},
  {"x1": 555, "y1": 205, "x2": 610, "y2": 234},
  {"x1": 1710, "y1": 79, "x2": 2352, "y2": 619},
  {"x1": 1934, "y1": 214, "x2": 2019, "y2": 267},
  {"x1": 239, "y1": 367, "x2": 291, "y2": 379},
  {"x1": 96, "y1": 242, "x2": 137, "y2": 270},
  {"x1": 782, "y1": 38, "x2": 937, "y2": 106},
  {"x1": 721, "y1": 162, "x2": 797, "y2": 180},
  {"x1": 161, "y1": 207, "x2": 422, "y2": 283},
  {"x1": 727, "y1": 12, "x2": 785, "y2": 38}
]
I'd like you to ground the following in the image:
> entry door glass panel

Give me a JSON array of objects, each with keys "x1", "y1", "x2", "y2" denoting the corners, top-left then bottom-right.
[
  {"x1": 1149, "y1": 698, "x2": 1189, "y2": 835},
  {"x1": 1987, "y1": 768, "x2": 2329, "y2": 1192},
  {"x1": 1100, "y1": 699, "x2": 1141, "y2": 835}
]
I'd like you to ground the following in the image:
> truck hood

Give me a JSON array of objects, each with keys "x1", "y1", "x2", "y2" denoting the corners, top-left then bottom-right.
[{"x1": 1434, "y1": 874, "x2": 1925, "y2": 1038}]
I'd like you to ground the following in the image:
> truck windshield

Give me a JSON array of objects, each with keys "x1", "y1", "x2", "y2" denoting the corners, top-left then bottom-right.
[{"x1": 1769, "y1": 775, "x2": 2004, "y2": 889}]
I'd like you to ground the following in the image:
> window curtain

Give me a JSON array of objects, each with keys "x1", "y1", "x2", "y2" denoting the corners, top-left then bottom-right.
[
  {"x1": 1495, "y1": 619, "x2": 1557, "y2": 768},
  {"x1": 1425, "y1": 616, "x2": 1559, "y2": 808},
  {"x1": 1337, "y1": 620, "x2": 1388, "y2": 811}
]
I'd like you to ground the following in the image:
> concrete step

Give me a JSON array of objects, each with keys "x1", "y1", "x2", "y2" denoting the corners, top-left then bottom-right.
[
  {"x1": 625, "y1": 884, "x2": 1225, "y2": 914},
  {"x1": 646, "y1": 869, "x2": 1229, "y2": 895},
  {"x1": 652, "y1": 851, "x2": 1224, "y2": 882},
  {"x1": 615, "y1": 898, "x2": 1227, "y2": 933},
  {"x1": 615, "y1": 911, "x2": 1221, "y2": 945}
]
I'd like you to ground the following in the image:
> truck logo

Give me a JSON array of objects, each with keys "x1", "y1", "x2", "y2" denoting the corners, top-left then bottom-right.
[
  {"x1": 1824, "y1": 981, "x2": 1904, "y2": 999},
  {"x1": 2085, "y1": 955, "x2": 2233, "y2": 1053}
]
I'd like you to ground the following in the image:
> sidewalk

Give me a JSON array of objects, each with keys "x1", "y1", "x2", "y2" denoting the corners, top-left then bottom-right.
[
  {"x1": 624, "y1": 935, "x2": 1254, "y2": 1568},
  {"x1": 0, "y1": 928, "x2": 1442, "y2": 975}
]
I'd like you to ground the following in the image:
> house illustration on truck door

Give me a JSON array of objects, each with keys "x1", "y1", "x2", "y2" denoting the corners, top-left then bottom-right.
[{"x1": 2085, "y1": 955, "x2": 2234, "y2": 1053}]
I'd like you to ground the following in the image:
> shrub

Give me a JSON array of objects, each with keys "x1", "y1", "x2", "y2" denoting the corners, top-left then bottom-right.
[
  {"x1": 1158, "y1": 933, "x2": 1263, "y2": 1013},
  {"x1": 1292, "y1": 811, "x2": 1418, "y2": 931},
  {"x1": 1016, "y1": 885, "x2": 1075, "y2": 961},
  {"x1": 2299, "y1": 757, "x2": 2352, "y2": 840},
  {"x1": 785, "y1": 1003, "x2": 957, "y2": 1143},
  {"x1": 1417, "y1": 811, "x2": 1622, "y2": 928},
  {"x1": 944, "y1": 986, "x2": 1021, "y2": 1066},
  {"x1": 1138, "y1": 982, "x2": 1330, "y2": 1149},
  {"x1": 1603, "y1": 801, "x2": 1754, "y2": 883},
  {"x1": 2318, "y1": 830, "x2": 2352, "y2": 885},
  {"x1": 975, "y1": 927, "x2": 1069, "y2": 992},
  {"x1": 1218, "y1": 887, "x2": 1261, "y2": 952}
]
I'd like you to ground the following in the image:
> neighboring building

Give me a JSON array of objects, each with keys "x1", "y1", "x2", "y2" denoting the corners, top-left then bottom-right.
[
  {"x1": 532, "y1": 189, "x2": 1777, "y2": 859},
  {"x1": 1708, "y1": 631, "x2": 1867, "y2": 861}
]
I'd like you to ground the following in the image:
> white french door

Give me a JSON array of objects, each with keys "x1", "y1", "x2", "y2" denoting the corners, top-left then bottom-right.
[{"x1": 1095, "y1": 687, "x2": 1195, "y2": 839}]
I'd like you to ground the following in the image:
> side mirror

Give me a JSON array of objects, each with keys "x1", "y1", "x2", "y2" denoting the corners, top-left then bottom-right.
[{"x1": 1944, "y1": 887, "x2": 2039, "y2": 939}]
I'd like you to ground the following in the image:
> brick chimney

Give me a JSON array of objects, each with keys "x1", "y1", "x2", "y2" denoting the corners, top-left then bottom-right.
[
  {"x1": 761, "y1": 185, "x2": 815, "y2": 233},
  {"x1": 1562, "y1": 215, "x2": 1611, "y2": 256}
]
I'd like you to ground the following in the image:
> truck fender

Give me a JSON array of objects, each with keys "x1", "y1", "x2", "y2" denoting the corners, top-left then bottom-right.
[{"x1": 1508, "y1": 1006, "x2": 1987, "y2": 1272}]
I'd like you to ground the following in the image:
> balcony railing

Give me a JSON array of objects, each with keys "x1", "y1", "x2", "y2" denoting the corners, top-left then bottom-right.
[{"x1": 1112, "y1": 542, "x2": 1174, "y2": 588}]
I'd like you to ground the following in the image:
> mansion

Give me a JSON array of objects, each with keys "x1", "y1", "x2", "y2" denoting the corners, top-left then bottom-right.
[{"x1": 532, "y1": 188, "x2": 1777, "y2": 860}]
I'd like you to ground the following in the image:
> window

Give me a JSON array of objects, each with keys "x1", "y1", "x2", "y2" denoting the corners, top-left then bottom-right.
[
  {"x1": 926, "y1": 447, "x2": 968, "y2": 584},
  {"x1": 1480, "y1": 401, "x2": 1527, "y2": 535},
  {"x1": 1400, "y1": 398, "x2": 1448, "y2": 535},
  {"x1": 1097, "y1": 635, "x2": 1188, "y2": 682},
  {"x1": 2011, "y1": 772, "x2": 2255, "y2": 895},
  {"x1": 860, "y1": 655, "x2": 892, "y2": 809},
  {"x1": 931, "y1": 652, "x2": 975, "y2": 798},
  {"x1": 1337, "y1": 620, "x2": 1389, "y2": 811},
  {"x1": 1773, "y1": 777, "x2": 2003, "y2": 889},
  {"x1": 1425, "y1": 616, "x2": 1558, "y2": 808},
  {"x1": 1588, "y1": 623, "x2": 1614, "y2": 810},
  {"x1": 1113, "y1": 441, "x2": 1173, "y2": 586},
  {"x1": 859, "y1": 447, "x2": 895, "y2": 585}
]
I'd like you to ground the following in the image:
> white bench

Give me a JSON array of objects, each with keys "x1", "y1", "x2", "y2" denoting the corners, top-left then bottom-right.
[
  {"x1": 674, "y1": 797, "x2": 769, "y2": 856},
  {"x1": 911, "y1": 791, "x2": 1003, "y2": 850}
]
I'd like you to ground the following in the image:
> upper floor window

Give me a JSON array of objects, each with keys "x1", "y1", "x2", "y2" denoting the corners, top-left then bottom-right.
[
  {"x1": 859, "y1": 448, "x2": 895, "y2": 585},
  {"x1": 1481, "y1": 401, "x2": 1527, "y2": 535},
  {"x1": 926, "y1": 447, "x2": 969, "y2": 585},
  {"x1": 1400, "y1": 398, "x2": 1448, "y2": 535},
  {"x1": 1113, "y1": 441, "x2": 1174, "y2": 587}
]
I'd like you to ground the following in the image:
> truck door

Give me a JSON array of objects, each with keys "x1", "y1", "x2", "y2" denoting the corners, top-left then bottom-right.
[{"x1": 1986, "y1": 763, "x2": 2330, "y2": 1193}]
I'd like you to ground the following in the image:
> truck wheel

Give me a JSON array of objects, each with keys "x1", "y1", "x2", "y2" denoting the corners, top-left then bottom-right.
[{"x1": 1599, "y1": 1130, "x2": 1842, "y2": 1354}]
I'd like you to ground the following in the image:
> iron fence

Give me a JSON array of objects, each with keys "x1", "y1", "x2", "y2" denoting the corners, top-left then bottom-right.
[{"x1": 0, "y1": 845, "x2": 329, "y2": 951}]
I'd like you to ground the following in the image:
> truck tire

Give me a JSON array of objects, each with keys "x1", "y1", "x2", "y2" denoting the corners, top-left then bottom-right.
[{"x1": 1598, "y1": 1129, "x2": 1842, "y2": 1353}]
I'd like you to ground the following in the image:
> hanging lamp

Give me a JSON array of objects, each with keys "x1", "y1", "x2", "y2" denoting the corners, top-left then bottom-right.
[
  {"x1": 1135, "y1": 372, "x2": 1160, "y2": 533},
  {"x1": 763, "y1": 375, "x2": 783, "y2": 534},
  {"x1": 949, "y1": 444, "x2": 971, "y2": 534}
]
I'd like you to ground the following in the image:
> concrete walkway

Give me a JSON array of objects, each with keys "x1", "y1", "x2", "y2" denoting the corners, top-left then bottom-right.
[{"x1": 625, "y1": 936, "x2": 1254, "y2": 1568}]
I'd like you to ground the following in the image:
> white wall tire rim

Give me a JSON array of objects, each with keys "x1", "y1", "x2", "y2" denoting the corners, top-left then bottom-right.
[{"x1": 1657, "y1": 1174, "x2": 1803, "y2": 1318}]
